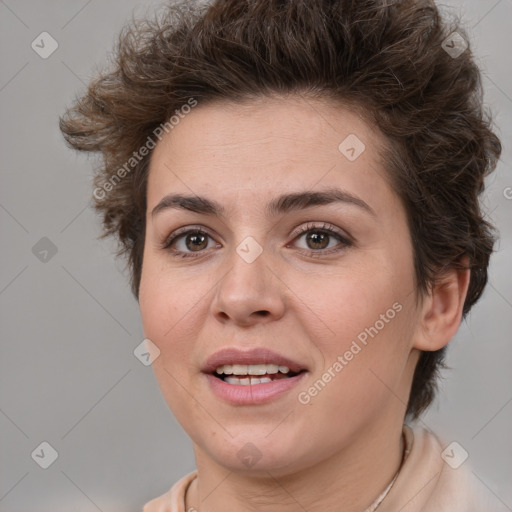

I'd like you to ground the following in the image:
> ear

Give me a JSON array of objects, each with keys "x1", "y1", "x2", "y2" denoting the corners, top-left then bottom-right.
[{"x1": 413, "y1": 256, "x2": 471, "y2": 352}]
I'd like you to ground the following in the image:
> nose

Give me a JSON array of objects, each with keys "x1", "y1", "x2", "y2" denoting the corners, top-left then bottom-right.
[{"x1": 211, "y1": 241, "x2": 286, "y2": 327}]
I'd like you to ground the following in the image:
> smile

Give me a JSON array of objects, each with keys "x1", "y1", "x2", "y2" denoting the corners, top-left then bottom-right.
[{"x1": 214, "y1": 363, "x2": 301, "y2": 385}]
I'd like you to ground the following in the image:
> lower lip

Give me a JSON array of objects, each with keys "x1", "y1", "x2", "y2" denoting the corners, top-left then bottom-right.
[{"x1": 204, "y1": 372, "x2": 308, "y2": 405}]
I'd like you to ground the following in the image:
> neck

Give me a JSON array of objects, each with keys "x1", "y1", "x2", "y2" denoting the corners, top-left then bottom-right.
[{"x1": 187, "y1": 414, "x2": 405, "y2": 512}]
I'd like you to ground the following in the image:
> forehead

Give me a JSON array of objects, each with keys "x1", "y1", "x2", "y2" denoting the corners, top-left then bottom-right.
[{"x1": 147, "y1": 95, "x2": 396, "y2": 216}]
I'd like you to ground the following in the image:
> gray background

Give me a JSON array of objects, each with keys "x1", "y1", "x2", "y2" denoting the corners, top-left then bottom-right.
[{"x1": 0, "y1": 1, "x2": 511, "y2": 510}]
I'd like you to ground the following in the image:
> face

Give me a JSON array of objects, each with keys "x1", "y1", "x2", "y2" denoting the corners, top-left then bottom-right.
[{"x1": 139, "y1": 95, "x2": 422, "y2": 476}]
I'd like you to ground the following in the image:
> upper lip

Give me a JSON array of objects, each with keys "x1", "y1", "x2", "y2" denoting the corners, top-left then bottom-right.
[{"x1": 202, "y1": 347, "x2": 307, "y2": 374}]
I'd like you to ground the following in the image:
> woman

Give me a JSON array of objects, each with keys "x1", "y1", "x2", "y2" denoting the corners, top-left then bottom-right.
[{"x1": 59, "y1": 0, "x2": 502, "y2": 510}]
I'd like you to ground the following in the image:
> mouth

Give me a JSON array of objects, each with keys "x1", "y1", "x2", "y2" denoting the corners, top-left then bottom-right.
[
  {"x1": 212, "y1": 363, "x2": 305, "y2": 385},
  {"x1": 202, "y1": 347, "x2": 308, "y2": 404}
]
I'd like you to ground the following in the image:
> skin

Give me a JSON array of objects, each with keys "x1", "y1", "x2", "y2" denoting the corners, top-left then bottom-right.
[{"x1": 139, "y1": 95, "x2": 470, "y2": 512}]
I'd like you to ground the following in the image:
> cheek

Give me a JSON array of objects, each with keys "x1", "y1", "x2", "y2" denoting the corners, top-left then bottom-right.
[
  {"x1": 290, "y1": 247, "x2": 416, "y2": 409},
  {"x1": 139, "y1": 251, "x2": 203, "y2": 341},
  {"x1": 291, "y1": 252, "x2": 412, "y2": 349},
  {"x1": 294, "y1": 302, "x2": 414, "y2": 447},
  {"x1": 138, "y1": 257, "x2": 208, "y2": 428},
  {"x1": 138, "y1": 251, "x2": 220, "y2": 396},
  {"x1": 138, "y1": 253, "x2": 195, "y2": 389}
]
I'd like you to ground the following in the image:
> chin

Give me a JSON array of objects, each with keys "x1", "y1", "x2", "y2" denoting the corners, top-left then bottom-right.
[{"x1": 197, "y1": 432, "x2": 312, "y2": 477}]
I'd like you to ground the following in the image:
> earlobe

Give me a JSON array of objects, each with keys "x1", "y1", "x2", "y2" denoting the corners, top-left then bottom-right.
[{"x1": 413, "y1": 257, "x2": 471, "y2": 352}]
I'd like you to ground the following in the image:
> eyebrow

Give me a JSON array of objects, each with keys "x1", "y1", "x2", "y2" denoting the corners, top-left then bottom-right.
[{"x1": 151, "y1": 188, "x2": 376, "y2": 218}]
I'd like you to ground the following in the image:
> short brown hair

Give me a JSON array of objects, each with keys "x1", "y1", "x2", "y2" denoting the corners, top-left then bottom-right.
[{"x1": 59, "y1": 0, "x2": 501, "y2": 419}]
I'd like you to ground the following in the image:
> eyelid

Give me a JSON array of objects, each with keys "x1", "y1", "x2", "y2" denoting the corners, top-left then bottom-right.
[
  {"x1": 161, "y1": 224, "x2": 217, "y2": 249},
  {"x1": 161, "y1": 221, "x2": 353, "y2": 257},
  {"x1": 289, "y1": 221, "x2": 353, "y2": 244}
]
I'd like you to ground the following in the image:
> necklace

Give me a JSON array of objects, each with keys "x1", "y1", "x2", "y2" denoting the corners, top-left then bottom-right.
[{"x1": 364, "y1": 430, "x2": 408, "y2": 512}]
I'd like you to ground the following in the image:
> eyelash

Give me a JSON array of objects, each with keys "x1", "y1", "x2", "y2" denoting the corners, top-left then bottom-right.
[{"x1": 161, "y1": 222, "x2": 353, "y2": 259}]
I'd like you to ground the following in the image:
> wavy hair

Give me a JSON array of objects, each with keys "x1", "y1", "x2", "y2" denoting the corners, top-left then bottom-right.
[{"x1": 59, "y1": 0, "x2": 502, "y2": 419}]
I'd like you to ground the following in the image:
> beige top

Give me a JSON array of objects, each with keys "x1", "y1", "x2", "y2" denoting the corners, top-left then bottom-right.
[{"x1": 143, "y1": 425, "x2": 499, "y2": 511}]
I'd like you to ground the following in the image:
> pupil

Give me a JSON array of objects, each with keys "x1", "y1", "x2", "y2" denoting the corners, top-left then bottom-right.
[
  {"x1": 307, "y1": 231, "x2": 328, "y2": 250},
  {"x1": 187, "y1": 233, "x2": 207, "y2": 251}
]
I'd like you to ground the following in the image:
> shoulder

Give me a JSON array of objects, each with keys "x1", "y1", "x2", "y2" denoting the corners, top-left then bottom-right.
[
  {"x1": 142, "y1": 471, "x2": 198, "y2": 512},
  {"x1": 142, "y1": 488, "x2": 173, "y2": 512},
  {"x1": 383, "y1": 425, "x2": 499, "y2": 512}
]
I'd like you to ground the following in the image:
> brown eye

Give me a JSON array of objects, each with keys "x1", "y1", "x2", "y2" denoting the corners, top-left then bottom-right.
[
  {"x1": 185, "y1": 232, "x2": 209, "y2": 251},
  {"x1": 290, "y1": 222, "x2": 353, "y2": 256},
  {"x1": 163, "y1": 228, "x2": 218, "y2": 258},
  {"x1": 305, "y1": 231, "x2": 330, "y2": 250}
]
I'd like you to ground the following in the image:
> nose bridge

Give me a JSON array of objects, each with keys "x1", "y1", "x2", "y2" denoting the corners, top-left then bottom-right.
[{"x1": 211, "y1": 235, "x2": 285, "y2": 324}]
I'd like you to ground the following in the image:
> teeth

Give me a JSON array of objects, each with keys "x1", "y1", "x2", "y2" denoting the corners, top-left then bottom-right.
[
  {"x1": 232, "y1": 364, "x2": 247, "y2": 375},
  {"x1": 248, "y1": 364, "x2": 266, "y2": 375},
  {"x1": 224, "y1": 376, "x2": 274, "y2": 385},
  {"x1": 223, "y1": 365, "x2": 233, "y2": 375},
  {"x1": 216, "y1": 363, "x2": 291, "y2": 376}
]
